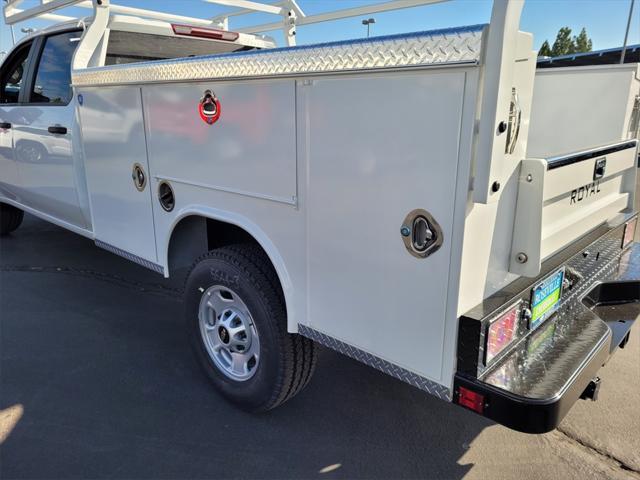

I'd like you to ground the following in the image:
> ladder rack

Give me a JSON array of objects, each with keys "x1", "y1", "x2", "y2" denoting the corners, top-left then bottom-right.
[{"x1": 3, "y1": 0, "x2": 450, "y2": 46}]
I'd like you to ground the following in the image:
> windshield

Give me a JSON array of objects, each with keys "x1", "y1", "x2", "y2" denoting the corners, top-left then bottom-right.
[{"x1": 105, "y1": 30, "x2": 253, "y2": 65}]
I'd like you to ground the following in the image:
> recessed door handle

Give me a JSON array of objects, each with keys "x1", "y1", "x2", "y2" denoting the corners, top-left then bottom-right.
[
  {"x1": 48, "y1": 125, "x2": 67, "y2": 135},
  {"x1": 132, "y1": 163, "x2": 147, "y2": 191},
  {"x1": 0, "y1": 122, "x2": 11, "y2": 129}
]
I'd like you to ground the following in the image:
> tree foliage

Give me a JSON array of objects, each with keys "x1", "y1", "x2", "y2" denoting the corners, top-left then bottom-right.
[
  {"x1": 574, "y1": 27, "x2": 593, "y2": 53},
  {"x1": 538, "y1": 27, "x2": 593, "y2": 57},
  {"x1": 551, "y1": 26, "x2": 575, "y2": 56},
  {"x1": 539, "y1": 40, "x2": 552, "y2": 57}
]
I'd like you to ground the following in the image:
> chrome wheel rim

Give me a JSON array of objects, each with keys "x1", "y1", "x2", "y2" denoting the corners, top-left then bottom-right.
[{"x1": 198, "y1": 285, "x2": 260, "y2": 381}]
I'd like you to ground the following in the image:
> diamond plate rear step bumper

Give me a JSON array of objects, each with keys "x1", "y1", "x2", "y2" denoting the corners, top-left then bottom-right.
[{"x1": 454, "y1": 219, "x2": 639, "y2": 433}]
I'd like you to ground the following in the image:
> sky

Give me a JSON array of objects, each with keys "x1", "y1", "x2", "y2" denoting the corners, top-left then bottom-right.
[{"x1": 1, "y1": 0, "x2": 639, "y2": 56}]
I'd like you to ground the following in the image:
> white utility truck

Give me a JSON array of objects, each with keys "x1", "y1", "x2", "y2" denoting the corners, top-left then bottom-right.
[{"x1": 1, "y1": 0, "x2": 638, "y2": 434}]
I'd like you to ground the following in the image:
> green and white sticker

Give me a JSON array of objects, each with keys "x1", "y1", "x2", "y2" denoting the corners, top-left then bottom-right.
[{"x1": 530, "y1": 268, "x2": 565, "y2": 330}]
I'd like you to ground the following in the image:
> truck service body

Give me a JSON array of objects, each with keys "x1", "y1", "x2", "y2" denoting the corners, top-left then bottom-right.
[{"x1": 0, "y1": 0, "x2": 638, "y2": 433}]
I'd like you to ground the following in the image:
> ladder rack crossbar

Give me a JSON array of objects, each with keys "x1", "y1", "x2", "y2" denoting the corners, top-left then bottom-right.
[
  {"x1": 3, "y1": 0, "x2": 452, "y2": 46},
  {"x1": 236, "y1": 0, "x2": 448, "y2": 35}
]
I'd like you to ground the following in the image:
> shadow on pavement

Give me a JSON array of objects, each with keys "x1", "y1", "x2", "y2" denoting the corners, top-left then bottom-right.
[{"x1": 0, "y1": 215, "x2": 491, "y2": 479}]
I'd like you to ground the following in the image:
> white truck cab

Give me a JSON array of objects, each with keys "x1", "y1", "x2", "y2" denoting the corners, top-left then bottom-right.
[
  {"x1": 1, "y1": 26, "x2": 86, "y2": 228},
  {"x1": 1, "y1": 0, "x2": 638, "y2": 434},
  {"x1": 0, "y1": 11, "x2": 274, "y2": 234}
]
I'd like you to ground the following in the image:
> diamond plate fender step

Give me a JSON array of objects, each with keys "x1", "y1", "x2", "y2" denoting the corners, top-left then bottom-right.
[
  {"x1": 297, "y1": 324, "x2": 452, "y2": 401},
  {"x1": 95, "y1": 240, "x2": 164, "y2": 274}
]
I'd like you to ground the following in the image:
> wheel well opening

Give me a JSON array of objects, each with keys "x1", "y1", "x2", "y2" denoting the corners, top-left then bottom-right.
[
  {"x1": 205, "y1": 217, "x2": 255, "y2": 250},
  {"x1": 167, "y1": 216, "x2": 277, "y2": 290}
]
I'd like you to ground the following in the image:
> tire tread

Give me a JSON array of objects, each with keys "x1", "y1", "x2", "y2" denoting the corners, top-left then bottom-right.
[
  {"x1": 0, "y1": 204, "x2": 24, "y2": 236},
  {"x1": 186, "y1": 243, "x2": 316, "y2": 411}
]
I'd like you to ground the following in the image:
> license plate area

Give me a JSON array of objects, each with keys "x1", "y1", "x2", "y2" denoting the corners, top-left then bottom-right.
[{"x1": 530, "y1": 267, "x2": 565, "y2": 330}]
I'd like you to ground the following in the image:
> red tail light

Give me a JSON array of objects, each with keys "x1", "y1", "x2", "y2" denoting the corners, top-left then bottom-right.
[
  {"x1": 457, "y1": 386, "x2": 485, "y2": 414},
  {"x1": 171, "y1": 24, "x2": 240, "y2": 42},
  {"x1": 485, "y1": 301, "x2": 521, "y2": 364}
]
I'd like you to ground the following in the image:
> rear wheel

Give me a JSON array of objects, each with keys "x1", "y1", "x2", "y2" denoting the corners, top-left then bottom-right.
[
  {"x1": 184, "y1": 244, "x2": 316, "y2": 412},
  {"x1": 0, "y1": 203, "x2": 24, "y2": 236}
]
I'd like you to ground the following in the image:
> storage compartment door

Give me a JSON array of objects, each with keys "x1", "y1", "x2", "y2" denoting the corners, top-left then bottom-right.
[
  {"x1": 305, "y1": 70, "x2": 467, "y2": 381},
  {"x1": 528, "y1": 64, "x2": 640, "y2": 158},
  {"x1": 79, "y1": 87, "x2": 158, "y2": 265},
  {"x1": 141, "y1": 80, "x2": 296, "y2": 205}
]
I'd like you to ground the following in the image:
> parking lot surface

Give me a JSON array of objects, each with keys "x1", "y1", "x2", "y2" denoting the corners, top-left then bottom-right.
[{"x1": 1, "y1": 214, "x2": 639, "y2": 480}]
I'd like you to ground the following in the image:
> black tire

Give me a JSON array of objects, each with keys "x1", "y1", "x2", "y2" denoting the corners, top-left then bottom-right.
[
  {"x1": 0, "y1": 203, "x2": 24, "y2": 236},
  {"x1": 184, "y1": 244, "x2": 317, "y2": 412}
]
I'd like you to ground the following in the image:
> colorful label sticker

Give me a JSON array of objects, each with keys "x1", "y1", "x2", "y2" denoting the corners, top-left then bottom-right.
[{"x1": 530, "y1": 268, "x2": 564, "y2": 330}]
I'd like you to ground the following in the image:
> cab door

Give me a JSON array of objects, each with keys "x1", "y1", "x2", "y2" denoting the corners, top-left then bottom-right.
[
  {"x1": 12, "y1": 30, "x2": 88, "y2": 228},
  {"x1": 0, "y1": 40, "x2": 34, "y2": 199},
  {"x1": 78, "y1": 86, "x2": 160, "y2": 270}
]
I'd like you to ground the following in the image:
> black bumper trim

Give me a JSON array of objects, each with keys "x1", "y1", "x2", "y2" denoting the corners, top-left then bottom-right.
[
  {"x1": 582, "y1": 279, "x2": 639, "y2": 356},
  {"x1": 453, "y1": 330, "x2": 610, "y2": 434}
]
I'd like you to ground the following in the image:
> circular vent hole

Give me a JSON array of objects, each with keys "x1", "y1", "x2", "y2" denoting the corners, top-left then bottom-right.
[{"x1": 158, "y1": 181, "x2": 175, "y2": 212}]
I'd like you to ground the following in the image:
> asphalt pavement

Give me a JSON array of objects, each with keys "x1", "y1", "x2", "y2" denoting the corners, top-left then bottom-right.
[{"x1": 1, "y1": 214, "x2": 639, "y2": 480}]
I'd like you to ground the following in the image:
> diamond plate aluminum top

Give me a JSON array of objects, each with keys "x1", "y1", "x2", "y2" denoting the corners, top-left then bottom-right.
[{"x1": 72, "y1": 24, "x2": 485, "y2": 86}]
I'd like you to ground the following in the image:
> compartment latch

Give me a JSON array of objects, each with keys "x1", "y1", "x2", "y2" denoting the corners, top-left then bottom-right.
[{"x1": 400, "y1": 209, "x2": 443, "y2": 259}]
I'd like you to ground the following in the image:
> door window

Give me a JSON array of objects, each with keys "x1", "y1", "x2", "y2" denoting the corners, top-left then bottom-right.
[
  {"x1": 0, "y1": 42, "x2": 33, "y2": 104},
  {"x1": 30, "y1": 31, "x2": 80, "y2": 105}
]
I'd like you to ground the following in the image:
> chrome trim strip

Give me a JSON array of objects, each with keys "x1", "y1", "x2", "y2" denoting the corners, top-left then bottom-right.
[
  {"x1": 546, "y1": 139, "x2": 638, "y2": 170},
  {"x1": 95, "y1": 240, "x2": 164, "y2": 274},
  {"x1": 72, "y1": 25, "x2": 484, "y2": 87},
  {"x1": 297, "y1": 324, "x2": 452, "y2": 401}
]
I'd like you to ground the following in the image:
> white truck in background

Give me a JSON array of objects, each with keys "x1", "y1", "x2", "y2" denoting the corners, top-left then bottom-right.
[{"x1": 0, "y1": 0, "x2": 638, "y2": 434}]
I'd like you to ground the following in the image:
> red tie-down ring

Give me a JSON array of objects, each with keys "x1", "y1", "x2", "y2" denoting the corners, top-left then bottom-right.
[{"x1": 198, "y1": 90, "x2": 221, "y2": 125}]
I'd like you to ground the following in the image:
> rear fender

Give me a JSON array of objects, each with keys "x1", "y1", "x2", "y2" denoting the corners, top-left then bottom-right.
[{"x1": 161, "y1": 205, "x2": 297, "y2": 333}]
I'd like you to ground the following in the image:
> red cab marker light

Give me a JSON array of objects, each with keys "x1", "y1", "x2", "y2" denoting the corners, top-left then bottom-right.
[
  {"x1": 457, "y1": 386, "x2": 485, "y2": 414},
  {"x1": 172, "y1": 24, "x2": 240, "y2": 42}
]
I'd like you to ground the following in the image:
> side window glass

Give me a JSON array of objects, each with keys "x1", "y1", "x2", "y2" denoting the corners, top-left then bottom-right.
[
  {"x1": 0, "y1": 42, "x2": 32, "y2": 104},
  {"x1": 30, "y1": 31, "x2": 80, "y2": 105}
]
